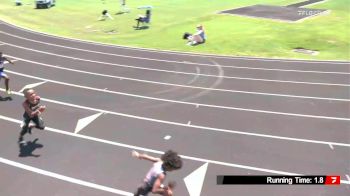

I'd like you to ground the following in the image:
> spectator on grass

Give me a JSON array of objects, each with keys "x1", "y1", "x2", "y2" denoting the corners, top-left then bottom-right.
[
  {"x1": 135, "y1": 9, "x2": 151, "y2": 28},
  {"x1": 15, "y1": 0, "x2": 22, "y2": 6},
  {"x1": 184, "y1": 24, "x2": 206, "y2": 46},
  {"x1": 98, "y1": 10, "x2": 114, "y2": 21}
]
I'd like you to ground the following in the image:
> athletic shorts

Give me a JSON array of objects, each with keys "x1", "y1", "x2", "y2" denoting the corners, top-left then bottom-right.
[{"x1": 0, "y1": 71, "x2": 7, "y2": 78}]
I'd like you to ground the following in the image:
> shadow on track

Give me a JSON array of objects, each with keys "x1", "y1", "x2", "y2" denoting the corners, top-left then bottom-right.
[{"x1": 19, "y1": 138, "x2": 43, "y2": 158}]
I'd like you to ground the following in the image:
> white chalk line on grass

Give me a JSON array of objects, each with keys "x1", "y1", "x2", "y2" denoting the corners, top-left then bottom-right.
[
  {"x1": 2, "y1": 41, "x2": 350, "y2": 87},
  {"x1": 6, "y1": 69, "x2": 350, "y2": 121},
  {"x1": 1, "y1": 30, "x2": 349, "y2": 74},
  {"x1": 0, "y1": 157, "x2": 133, "y2": 195},
  {"x1": 1, "y1": 89, "x2": 350, "y2": 147},
  {"x1": 1, "y1": 21, "x2": 349, "y2": 64},
  {"x1": 0, "y1": 114, "x2": 349, "y2": 185},
  {"x1": 6, "y1": 55, "x2": 350, "y2": 102}
]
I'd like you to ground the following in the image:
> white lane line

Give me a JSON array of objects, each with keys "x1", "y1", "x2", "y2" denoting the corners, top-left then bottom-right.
[
  {"x1": 75, "y1": 113, "x2": 103, "y2": 134},
  {"x1": 1, "y1": 114, "x2": 349, "y2": 185},
  {"x1": 0, "y1": 157, "x2": 133, "y2": 196},
  {"x1": 19, "y1": 81, "x2": 47, "y2": 92},
  {"x1": 2, "y1": 22, "x2": 349, "y2": 64},
  {"x1": 3, "y1": 41, "x2": 350, "y2": 86},
  {"x1": 164, "y1": 135, "x2": 171, "y2": 140},
  {"x1": 5, "y1": 70, "x2": 350, "y2": 121},
  {"x1": 0, "y1": 92, "x2": 349, "y2": 147},
  {"x1": 3, "y1": 59, "x2": 18, "y2": 64},
  {"x1": 7, "y1": 55, "x2": 350, "y2": 102},
  {"x1": 4, "y1": 31, "x2": 348, "y2": 75},
  {"x1": 0, "y1": 43, "x2": 4, "y2": 46}
]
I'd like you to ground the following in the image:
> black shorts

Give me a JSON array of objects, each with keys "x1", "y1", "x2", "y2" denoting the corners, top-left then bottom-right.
[{"x1": 134, "y1": 182, "x2": 152, "y2": 196}]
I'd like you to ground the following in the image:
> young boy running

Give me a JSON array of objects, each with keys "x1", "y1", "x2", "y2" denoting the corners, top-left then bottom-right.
[
  {"x1": 19, "y1": 88, "x2": 46, "y2": 144},
  {"x1": 132, "y1": 150, "x2": 182, "y2": 196},
  {"x1": 0, "y1": 52, "x2": 14, "y2": 95}
]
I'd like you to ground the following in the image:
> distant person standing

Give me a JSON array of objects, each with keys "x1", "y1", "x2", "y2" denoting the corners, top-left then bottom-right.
[
  {"x1": 119, "y1": 0, "x2": 130, "y2": 13},
  {"x1": 0, "y1": 52, "x2": 14, "y2": 95}
]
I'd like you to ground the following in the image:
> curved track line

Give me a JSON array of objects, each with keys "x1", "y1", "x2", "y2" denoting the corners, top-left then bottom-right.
[
  {"x1": 1, "y1": 89, "x2": 349, "y2": 146},
  {"x1": 3, "y1": 42, "x2": 350, "y2": 86},
  {"x1": 1, "y1": 21, "x2": 349, "y2": 64},
  {"x1": 1, "y1": 31, "x2": 349, "y2": 74},
  {"x1": 7, "y1": 70, "x2": 350, "y2": 121},
  {"x1": 8, "y1": 55, "x2": 350, "y2": 102}
]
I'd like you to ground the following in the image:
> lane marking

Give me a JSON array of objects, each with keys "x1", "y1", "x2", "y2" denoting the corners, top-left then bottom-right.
[
  {"x1": 186, "y1": 67, "x2": 200, "y2": 85},
  {"x1": 0, "y1": 114, "x2": 349, "y2": 185},
  {"x1": 328, "y1": 143, "x2": 334, "y2": 150},
  {"x1": 0, "y1": 94, "x2": 349, "y2": 147},
  {"x1": 5, "y1": 71, "x2": 350, "y2": 121},
  {"x1": 1, "y1": 22, "x2": 349, "y2": 64},
  {"x1": 184, "y1": 163, "x2": 208, "y2": 196},
  {"x1": 2, "y1": 41, "x2": 350, "y2": 86},
  {"x1": 7, "y1": 56, "x2": 350, "y2": 102},
  {"x1": 19, "y1": 81, "x2": 47, "y2": 92},
  {"x1": 75, "y1": 113, "x2": 103, "y2": 134},
  {"x1": 0, "y1": 157, "x2": 133, "y2": 196},
  {"x1": 164, "y1": 135, "x2": 171, "y2": 140}
]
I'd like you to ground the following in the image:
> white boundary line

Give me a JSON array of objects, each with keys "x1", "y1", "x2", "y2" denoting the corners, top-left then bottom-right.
[
  {"x1": 8, "y1": 55, "x2": 350, "y2": 102},
  {"x1": 1, "y1": 90, "x2": 349, "y2": 147},
  {"x1": 1, "y1": 31, "x2": 349, "y2": 74},
  {"x1": 3, "y1": 42, "x2": 350, "y2": 87},
  {"x1": 297, "y1": 0, "x2": 328, "y2": 8},
  {"x1": 6, "y1": 69, "x2": 350, "y2": 121},
  {"x1": 1, "y1": 20, "x2": 349, "y2": 64},
  {"x1": 0, "y1": 114, "x2": 349, "y2": 185},
  {"x1": 0, "y1": 157, "x2": 133, "y2": 196}
]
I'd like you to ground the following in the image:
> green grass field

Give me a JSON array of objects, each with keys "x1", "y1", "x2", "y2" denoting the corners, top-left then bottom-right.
[{"x1": 0, "y1": 0, "x2": 349, "y2": 60}]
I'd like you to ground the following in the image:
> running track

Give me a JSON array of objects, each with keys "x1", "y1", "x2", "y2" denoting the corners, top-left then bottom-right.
[{"x1": 0, "y1": 20, "x2": 349, "y2": 196}]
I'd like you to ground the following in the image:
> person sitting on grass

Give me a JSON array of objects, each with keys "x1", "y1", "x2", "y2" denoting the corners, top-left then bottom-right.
[
  {"x1": 132, "y1": 150, "x2": 183, "y2": 196},
  {"x1": 184, "y1": 24, "x2": 206, "y2": 46},
  {"x1": 135, "y1": 10, "x2": 151, "y2": 28},
  {"x1": 98, "y1": 10, "x2": 114, "y2": 21}
]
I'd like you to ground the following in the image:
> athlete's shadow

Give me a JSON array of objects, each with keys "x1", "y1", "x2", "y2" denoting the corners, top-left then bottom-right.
[
  {"x1": 0, "y1": 96, "x2": 12, "y2": 101},
  {"x1": 19, "y1": 138, "x2": 44, "y2": 158}
]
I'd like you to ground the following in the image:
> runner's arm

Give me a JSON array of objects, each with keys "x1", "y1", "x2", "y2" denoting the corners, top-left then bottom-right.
[
  {"x1": 4, "y1": 57, "x2": 14, "y2": 64},
  {"x1": 23, "y1": 101, "x2": 41, "y2": 118},
  {"x1": 132, "y1": 150, "x2": 161, "y2": 162}
]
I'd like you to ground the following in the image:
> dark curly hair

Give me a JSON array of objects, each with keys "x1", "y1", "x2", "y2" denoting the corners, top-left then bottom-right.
[{"x1": 161, "y1": 150, "x2": 183, "y2": 171}]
